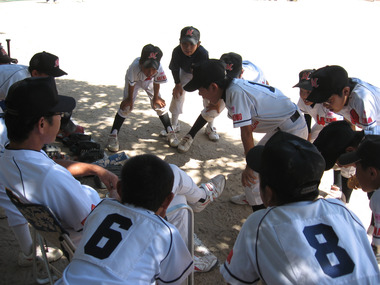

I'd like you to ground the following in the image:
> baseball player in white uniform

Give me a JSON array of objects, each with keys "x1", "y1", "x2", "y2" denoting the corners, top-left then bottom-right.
[
  {"x1": 294, "y1": 69, "x2": 343, "y2": 142},
  {"x1": 177, "y1": 52, "x2": 268, "y2": 153},
  {"x1": 107, "y1": 44, "x2": 179, "y2": 152},
  {"x1": 338, "y1": 135, "x2": 380, "y2": 264},
  {"x1": 220, "y1": 131, "x2": 380, "y2": 284},
  {"x1": 307, "y1": 65, "x2": 380, "y2": 135},
  {"x1": 184, "y1": 59, "x2": 308, "y2": 211},
  {"x1": 57, "y1": 154, "x2": 193, "y2": 285},
  {"x1": 0, "y1": 77, "x2": 118, "y2": 265}
]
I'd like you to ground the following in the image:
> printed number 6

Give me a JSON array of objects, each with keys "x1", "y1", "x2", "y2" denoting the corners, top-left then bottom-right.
[
  {"x1": 84, "y1": 214, "x2": 132, "y2": 259},
  {"x1": 303, "y1": 223, "x2": 354, "y2": 278}
]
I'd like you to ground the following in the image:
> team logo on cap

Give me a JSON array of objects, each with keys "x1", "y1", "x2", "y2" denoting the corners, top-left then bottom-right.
[
  {"x1": 148, "y1": 52, "x2": 158, "y2": 59},
  {"x1": 186, "y1": 29, "x2": 194, "y2": 36},
  {"x1": 225, "y1": 63, "x2": 233, "y2": 71},
  {"x1": 54, "y1": 59, "x2": 60, "y2": 68},
  {"x1": 301, "y1": 71, "x2": 311, "y2": 80},
  {"x1": 311, "y1": 78, "x2": 319, "y2": 88}
]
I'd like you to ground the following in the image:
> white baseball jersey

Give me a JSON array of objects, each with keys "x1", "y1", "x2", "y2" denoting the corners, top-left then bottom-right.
[
  {"x1": 0, "y1": 64, "x2": 30, "y2": 102},
  {"x1": 118, "y1": 57, "x2": 168, "y2": 118},
  {"x1": 298, "y1": 98, "x2": 343, "y2": 141},
  {"x1": 57, "y1": 199, "x2": 193, "y2": 285},
  {"x1": 242, "y1": 60, "x2": 267, "y2": 85},
  {"x1": 0, "y1": 148, "x2": 100, "y2": 244},
  {"x1": 220, "y1": 198, "x2": 380, "y2": 284},
  {"x1": 370, "y1": 189, "x2": 380, "y2": 247},
  {"x1": 225, "y1": 79, "x2": 307, "y2": 135},
  {"x1": 337, "y1": 78, "x2": 380, "y2": 131}
]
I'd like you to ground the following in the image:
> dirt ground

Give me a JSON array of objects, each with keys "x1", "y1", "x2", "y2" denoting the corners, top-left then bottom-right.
[{"x1": 0, "y1": 0, "x2": 379, "y2": 284}]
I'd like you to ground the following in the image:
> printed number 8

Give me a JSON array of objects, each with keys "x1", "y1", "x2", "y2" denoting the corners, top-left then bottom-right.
[
  {"x1": 84, "y1": 214, "x2": 132, "y2": 259},
  {"x1": 303, "y1": 223, "x2": 354, "y2": 278}
]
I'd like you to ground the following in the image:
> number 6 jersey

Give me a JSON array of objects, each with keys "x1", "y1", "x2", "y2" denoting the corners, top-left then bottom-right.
[
  {"x1": 220, "y1": 198, "x2": 380, "y2": 285},
  {"x1": 57, "y1": 199, "x2": 193, "y2": 285}
]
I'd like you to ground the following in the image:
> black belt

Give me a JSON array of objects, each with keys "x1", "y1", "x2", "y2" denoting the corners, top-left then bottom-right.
[{"x1": 290, "y1": 110, "x2": 300, "y2": 123}]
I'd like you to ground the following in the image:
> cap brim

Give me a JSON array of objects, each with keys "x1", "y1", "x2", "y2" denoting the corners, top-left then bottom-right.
[
  {"x1": 142, "y1": 60, "x2": 159, "y2": 70},
  {"x1": 306, "y1": 90, "x2": 327, "y2": 103},
  {"x1": 180, "y1": 38, "x2": 197, "y2": 45},
  {"x1": 246, "y1": 145, "x2": 265, "y2": 173},
  {"x1": 293, "y1": 81, "x2": 312, "y2": 91},
  {"x1": 50, "y1": 95, "x2": 76, "y2": 113},
  {"x1": 48, "y1": 68, "x2": 67, "y2": 77},
  {"x1": 183, "y1": 79, "x2": 201, "y2": 92},
  {"x1": 338, "y1": 151, "x2": 361, "y2": 166}
]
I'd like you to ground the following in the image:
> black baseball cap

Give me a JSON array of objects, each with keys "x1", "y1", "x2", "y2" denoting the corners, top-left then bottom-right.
[
  {"x1": 247, "y1": 131, "x2": 325, "y2": 199},
  {"x1": 313, "y1": 121, "x2": 364, "y2": 170},
  {"x1": 183, "y1": 59, "x2": 226, "y2": 92},
  {"x1": 180, "y1": 26, "x2": 200, "y2": 45},
  {"x1": 306, "y1": 65, "x2": 349, "y2": 103},
  {"x1": 29, "y1": 51, "x2": 67, "y2": 77},
  {"x1": 293, "y1": 69, "x2": 314, "y2": 91},
  {"x1": 0, "y1": 43, "x2": 17, "y2": 64},
  {"x1": 139, "y1": 44, "x2": 163, "y2": 70},
  {"x1": 5, "y1": 77, "x2": 76, "y2": 117},
  {"x1": 220, "y1": 52, "x2": 243, "y2": 79},
  {"x1": 338, "y1": 135, "x2": 380, "y2": 169}
]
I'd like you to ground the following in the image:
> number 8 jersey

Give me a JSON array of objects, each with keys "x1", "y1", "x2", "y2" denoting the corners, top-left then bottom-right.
[
  {"x1": 220, "y1": 198, "x2": 380, "y2": 285},
  {"x1": 58, "y1": 199, "x2": 193, "y2": 285}
]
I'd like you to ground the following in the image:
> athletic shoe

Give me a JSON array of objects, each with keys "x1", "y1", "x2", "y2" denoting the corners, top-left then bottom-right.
[
  {"x1": 194, "y1": 254, "x2": 218, "y2": 273},
  {"x1": 18, "y1": 247, "x2": 63, "y2": 267},
  {"x1": 205, "y1": 124, "x2": 219, "y2": 142},
  {"x1": 160, "y1": 123, "x2": 181, "y2": 137},
  {"x1": 167, "y1": 131, "x2": 180, "y2": 148},
  {"x1": 178, "y1": 134, "x2": 193, "y2": 153},
  {"x1": 230, "y1": 193, "x2": 249, "y2": 205},
  {"x1": 107, "y1": 133, "x2": 119, "y2": 152},
  {"x1": 191, "y1": 174, "x2": 226, "y2": 212}
]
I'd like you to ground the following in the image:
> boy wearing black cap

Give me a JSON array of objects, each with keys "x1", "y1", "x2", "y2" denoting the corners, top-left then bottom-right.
[
  {"x1": 176, "y1": 52, "x2": 268, "y2": 154},
  {"x1": 338, "y1": 135, "x2": 380, "y2": 263},
  {"x1": 107, "y1": 44, "x2": 179, "y2": 152},
  {"x1": 313, "y1": 120, "x2": 364, "y2": 203},
  {"x1": 184, "y1": 59, "x2": 308, "y2": 211},
  {"x1": 161, "y1": 26, "x2": 209, "y2": 141},
  {"x1": 220, "y1": 131, "x2": 380, "y2": 284},
  {"x1": 293, "y1": 69, "x2": 343, "y2": 142},
  {"x1": 0, "y1": 51, "x2": 83, "y2": 148},
  {"x1": 0, "y1": 77, "x2": 119, "y2": 266},
  {"x1": 307, "y1": 65, "x2": 380, "y2": 135}
]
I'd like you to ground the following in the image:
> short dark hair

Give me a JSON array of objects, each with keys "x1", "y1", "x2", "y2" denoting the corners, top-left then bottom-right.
[
  {"x1": 5, "y1": 113, "x2": 54, "y2": 143},
  {"x1": 120, "y1": 154, "x2": 174, "y2": 212}
]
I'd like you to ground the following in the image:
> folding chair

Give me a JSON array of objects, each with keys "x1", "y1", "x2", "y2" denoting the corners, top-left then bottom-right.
[
  {"x1": 166, "y1": 203, "x2": 194, "y2": 285},
  {"x1": 5, "y1": 187, "x2": 76, "y2": 285}
]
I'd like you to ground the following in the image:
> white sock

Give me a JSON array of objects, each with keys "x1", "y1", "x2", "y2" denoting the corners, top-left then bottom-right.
[{"x1": 171, "y1": 114, "x2": 179, "y2": 127}]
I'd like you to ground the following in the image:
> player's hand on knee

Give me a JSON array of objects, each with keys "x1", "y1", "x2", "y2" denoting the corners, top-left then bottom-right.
[
  {"x1": 172, "y1": 84, "x2": 183, "y2": 99},
  {"x1": 154, "y1": 97, "x2": 166, "y2": 108},
  {"x1": 120, "y1": 98, "x2": 133, "y2": 111},
  {"x1": 241, "y1": 166, "x2": 258, "y2": 187}
]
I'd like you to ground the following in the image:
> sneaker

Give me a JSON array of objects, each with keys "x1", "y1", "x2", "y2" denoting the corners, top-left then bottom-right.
[
  {"x1": 191, "y1": 174, "x2": 226, "y2": 212},
  {"x1": 230, "y1": 193, "x2": 249, "y2": 205},
  {"x1": 205, "y1": 124, "x2": 219, "y2": 142},
  {"x1": 167, "y1": 131, "x2": 180, "y2": 148},
  {"x1": 178, "y1": 134, "x2": 193, "y2": 153},
  {"x1": 18, "y1": 247, "x2": 63, "y2": 267},
  {"x1": 160, "y1": 123, "x2": 181, "y2": 137},
  {"x1": 194, "y1": 233, "x2": 212, "y2": 255},
  {"x1": 194, "y1": 254, "x2": 217, "y2": 273},
  {"x1": 107, "y1": 134, "x2": 119, "y2": 152}
]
